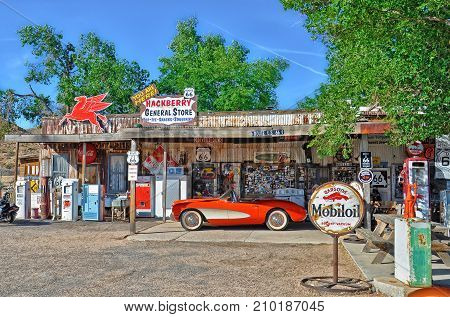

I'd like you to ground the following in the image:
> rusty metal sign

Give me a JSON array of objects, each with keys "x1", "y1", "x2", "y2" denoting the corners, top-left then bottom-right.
[{"x1": 308, "y1": 181, "x2": 364, "y2": 236}]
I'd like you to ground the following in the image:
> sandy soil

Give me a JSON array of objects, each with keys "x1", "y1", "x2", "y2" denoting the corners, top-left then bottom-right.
[{"x1": 0, "y1": 220, "x2": 379, "y2": 297}]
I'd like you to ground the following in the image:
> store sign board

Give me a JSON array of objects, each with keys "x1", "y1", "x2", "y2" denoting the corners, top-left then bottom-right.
[
  {"x1": 59, "y1": 93, "x2": 111, "y2": 132},
  {"x1": 130, "y1": 84, "x2": 158, "y2": 106},
  {"x1": 128, "y1": 164, "x2": 138, "y2": 181},
  {"x1": 196, "y1": 147, "x2": 211, "y2": 162},
  {"x1": 358, "y1": 170, "x2": 373, "y2": 184},
  {"x1": 308, "y1": 182, "x2": 364, "y2": 236},
  {"x1": 360, "y1": 152, "x2": 372, "y2": 169},
  {"x1": 194, "y1": 137, "x2": 224, "y2": 144},
  {"x1": 250, "y1": 129, "x2": 285, "y2": 137},
  {"x1": 140, "y1": 88, "x2": 197, "y2": 126}
]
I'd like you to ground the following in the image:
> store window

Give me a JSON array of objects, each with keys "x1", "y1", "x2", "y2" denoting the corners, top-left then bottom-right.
[
  {"x1": 108, "y1": 154, "x2": 127, "y2": 194},
  {"x1": 52, "y1": 154, "x2": 69, "y2": 179}
]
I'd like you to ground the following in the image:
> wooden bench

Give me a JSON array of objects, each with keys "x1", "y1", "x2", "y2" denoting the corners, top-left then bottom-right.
[
  {"x1": 357, "y1": 214, "x2": 450, "y2": 267},
  {"x1": 356, "y1": 227, "x2": 394, "y2": 264}
]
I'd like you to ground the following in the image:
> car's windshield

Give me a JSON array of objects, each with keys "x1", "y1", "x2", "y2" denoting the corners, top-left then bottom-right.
[{"x1": 219, "y1": 189, "x2": 232, "y2": 200}]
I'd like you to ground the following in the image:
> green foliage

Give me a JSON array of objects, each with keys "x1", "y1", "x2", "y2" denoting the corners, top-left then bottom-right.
[
  {"x1": 14, "y1": 25, "x2": 150, "y2": 122},
  {"x1": 158, "y1": 18, "x2": 289, "y2": 111},
  {"x1": 282, "y1": 0, "x2": 450, "y2": 157}
]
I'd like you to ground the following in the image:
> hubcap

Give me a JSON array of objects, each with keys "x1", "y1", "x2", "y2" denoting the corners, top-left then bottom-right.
[
  {"x1": 270, "y1": 212, "x2": 285, "y2": 228},
  {"x1": 185, "y1": 213, "x2": 200, "y2": 228}
]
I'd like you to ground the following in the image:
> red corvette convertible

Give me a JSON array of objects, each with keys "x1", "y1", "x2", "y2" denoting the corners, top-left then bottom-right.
[{"x1": 172, "y1": 189, "x2": 307, "y2": 231}]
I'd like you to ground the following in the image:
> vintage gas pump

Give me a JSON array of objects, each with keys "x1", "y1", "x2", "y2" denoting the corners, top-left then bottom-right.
[
  {"x1": 15, "y1": 180, "x2": 31, "y2": 219},
  {"x1": 400, "y1": 157, "x2": 430, "y2": 220},
  {"x1": 61, "y1": 179, "x2": 79, "y2": 221},
  {"x1": 395, "y1": 156, "x2": 432, "y2": 287}
]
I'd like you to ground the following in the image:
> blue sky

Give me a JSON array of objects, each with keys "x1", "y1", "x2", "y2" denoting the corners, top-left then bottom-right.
[{"x1": 0, "y1": 0, "x2": 328, "y2": 129}]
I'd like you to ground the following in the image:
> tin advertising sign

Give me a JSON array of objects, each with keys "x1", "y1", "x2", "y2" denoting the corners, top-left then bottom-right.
[{"x1": 308, "y1": 182, "x2": 364, "y2": 236}]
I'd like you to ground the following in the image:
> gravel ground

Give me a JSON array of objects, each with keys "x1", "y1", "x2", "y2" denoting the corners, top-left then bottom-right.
[{"x1": 0, "y1": 220, "x2": 378, "y2": 297}]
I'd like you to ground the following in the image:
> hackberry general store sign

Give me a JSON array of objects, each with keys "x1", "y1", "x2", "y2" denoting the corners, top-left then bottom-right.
[
  {"x1": 140, "y1": 88, "x2": 197, "y2": 126},
  {"x1": 308, "y1": 182, "x2": 364, "y2": 236}
]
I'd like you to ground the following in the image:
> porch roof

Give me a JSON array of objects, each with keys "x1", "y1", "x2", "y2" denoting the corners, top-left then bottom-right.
[{"x1": 4, "y1": 121, "x2": 390, "y2": 143}]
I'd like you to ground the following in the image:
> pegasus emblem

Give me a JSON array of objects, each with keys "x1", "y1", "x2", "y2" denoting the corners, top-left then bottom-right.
[{"x1": 59, "y1": 94, "x2": 112, "y2": 132}]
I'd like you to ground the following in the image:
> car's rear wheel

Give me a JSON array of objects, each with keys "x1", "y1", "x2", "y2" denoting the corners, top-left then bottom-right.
[
  {"x1": 180, "y1": 209, "x2": 203, "y2": 231},
  {"x1": 266, "y1": 209, "x2": 289, "y2": 231}
]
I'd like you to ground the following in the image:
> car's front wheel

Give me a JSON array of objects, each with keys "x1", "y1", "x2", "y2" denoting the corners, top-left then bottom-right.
[
  {"x1": 180, "y1": 209, "x2": 203, "y2": 231},
  {"x1": 266, "y1": 209, "x2": 289, "y2": 231}
]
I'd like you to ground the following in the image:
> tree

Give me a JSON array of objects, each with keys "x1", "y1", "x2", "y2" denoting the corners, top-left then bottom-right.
[
  {"x1": 8, "y1": 25, "x2": 150, "y2": 123},
  {"x1": 158, "y1": 18, "x2": 289, "y2": 111},
  {"x1": 281, "y1": 0, "x2": 450, "y2": 157}
]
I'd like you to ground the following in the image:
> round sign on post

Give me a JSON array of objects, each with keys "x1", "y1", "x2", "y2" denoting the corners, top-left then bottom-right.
[
  {"x1": 301, "y1": 181, "x2": 370, "y2": 293},
  {"x1": 308, "y1": 181, "x2": 364, "y2": 236},
  {"x1": 358, "y1": 169, "x2": 373, "y2": 184},
  {"x1": 406, "y1": 141, "x2": 424, "y2": 157}
]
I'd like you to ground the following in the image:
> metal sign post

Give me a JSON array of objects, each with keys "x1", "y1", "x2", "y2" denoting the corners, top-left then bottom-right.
[
  {"x1": 129, "y1": 140, "x2": 137, "y2": 234},
  {"x1": 162, "y1": 150, "x2": 167, "y2": 223},
  {"x1": 301, "y1": 181, "x2": 371, "y2": 293}
]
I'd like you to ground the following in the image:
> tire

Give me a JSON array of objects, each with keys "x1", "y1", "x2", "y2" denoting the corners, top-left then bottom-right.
[
  {"x1": 6, "y1": 212, "x2": 16, "y2": 223},
  {"x1": 180, "y1": 209, "x2": 203, "y2": 231},
  {"x1": 266, "y1": 209, "x2": 289, "y2": 231}
]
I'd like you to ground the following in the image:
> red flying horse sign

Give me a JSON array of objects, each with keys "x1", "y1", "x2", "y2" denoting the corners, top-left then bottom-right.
[{"x1": 59, "y1": 94, "x2": 112, "y2": 132}]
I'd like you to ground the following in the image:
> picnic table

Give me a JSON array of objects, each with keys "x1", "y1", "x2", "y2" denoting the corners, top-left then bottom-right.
[{"x1": 355, "y1": 214, "x2": 450, "y2": 266}]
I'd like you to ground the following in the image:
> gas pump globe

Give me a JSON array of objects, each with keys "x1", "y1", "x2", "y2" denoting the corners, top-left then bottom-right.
[{"x1": 400, "y1": 157, "x2": 430, "y2": 220}]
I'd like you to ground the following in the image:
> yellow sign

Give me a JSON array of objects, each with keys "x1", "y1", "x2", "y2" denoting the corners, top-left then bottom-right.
[
  {"x1": 30, "y1": 180, "x2": 39, "y2": 193},
  {"x1": 373, "y1": 156, "x2": 381, "y2": 167},
  {"x1": 130, "y1": 84, "x2": 158, "y2": 106}
]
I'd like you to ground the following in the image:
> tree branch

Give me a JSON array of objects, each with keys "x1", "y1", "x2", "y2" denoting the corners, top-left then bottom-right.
[{"x1": 13, "y1": 85, "x2": 53, "y2": 114}]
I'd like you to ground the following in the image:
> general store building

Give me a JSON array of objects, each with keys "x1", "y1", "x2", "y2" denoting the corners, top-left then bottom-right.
[{"x1": 4, "y1": 108, "x2": 447, "y2": 221}]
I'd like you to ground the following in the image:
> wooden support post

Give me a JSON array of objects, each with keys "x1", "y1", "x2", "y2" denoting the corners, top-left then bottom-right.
[
  {"x1": 81, "y1": 142, "x2": 86, "y2": 186},
  {"x1": 129, "y1": 139, "x2": 136, "y2": 234},
  {"x1": 13, "y1": 142, "x2": 19, "y2": 203},
  {"x1": 360, "y1": 134, "x2": 371, "y2": 230},
  {"x1": 13, "y1": 142, "x2": 19, "y2": 182},
  {"x1": 162, "y1": 150, "x2": 167, "y2": 223}
]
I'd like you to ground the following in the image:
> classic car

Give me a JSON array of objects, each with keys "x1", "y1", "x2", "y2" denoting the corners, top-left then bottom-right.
[{"x1": 172, "y1": 189, "x2": 307, "y2": 231}]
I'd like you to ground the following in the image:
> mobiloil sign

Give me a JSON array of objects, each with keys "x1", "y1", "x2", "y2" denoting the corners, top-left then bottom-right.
[
  {"x1": 302, "y1": 182, "x2": 370, "y2": 292},
  {"x1": 308, "y1": 182, "x2": 364, "y2": 236}
]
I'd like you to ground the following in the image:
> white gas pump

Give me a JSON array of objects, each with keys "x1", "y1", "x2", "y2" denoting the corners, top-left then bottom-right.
[
  {"x1": 15, "y1": 180, "x2": 31, "y2": 219},
  {"x1": 61, "y1": 179, "x2": 79, "y2": 221},
  {"x1": 401, "y1": 157, "x2": 430, "y2": 220}
]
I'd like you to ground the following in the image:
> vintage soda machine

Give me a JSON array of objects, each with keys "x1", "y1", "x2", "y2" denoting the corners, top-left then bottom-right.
[
  {"x1": 400, "y1": 157, "x2": 430, "y2": 220},
  {"x1": 61, "y1": 179, "x2": 79, "y2": 221},
  {"x1": 82, "y1": 184, "x2": 103, "y2": 221},
  {"x1": 155, "y1": 167, "x2": 189, "y2": 218},
  {"x1": 15, "y1": 180, "x2": 31, "y2": 219},
  {"x1": 136, "y1": 176, "x2": 155, "y2": 218}
]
